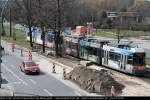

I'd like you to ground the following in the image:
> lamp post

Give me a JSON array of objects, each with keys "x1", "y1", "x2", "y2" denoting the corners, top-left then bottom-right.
[{"x1": 0, "y1": 0, "x2": 9, "y2": 88}]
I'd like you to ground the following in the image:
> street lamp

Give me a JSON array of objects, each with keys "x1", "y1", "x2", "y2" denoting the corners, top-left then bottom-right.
[{"x1": 0, "y1": 0, "x2": 9, "y2": 88}]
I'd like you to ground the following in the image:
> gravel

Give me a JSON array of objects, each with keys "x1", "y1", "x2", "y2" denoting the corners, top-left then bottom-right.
[{"x1": 66, "y1": 67, "x2": 125, "y2": 96}]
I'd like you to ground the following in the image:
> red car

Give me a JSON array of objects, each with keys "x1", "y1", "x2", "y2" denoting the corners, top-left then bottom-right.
[{"x1": 20, "y1": 61, "x2": 40, "y2": 74}]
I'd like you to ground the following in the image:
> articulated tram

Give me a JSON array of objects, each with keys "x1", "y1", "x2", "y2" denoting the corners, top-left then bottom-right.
[
  {"x1": 27, "y1": 33, "x2": 146, "y2": 75},
  {"x1": 64, "y1": 35, "x2": 146, "y2": 75},
  {"x1": 102, "y1": 44, "x2": 146, "y2": 75}
]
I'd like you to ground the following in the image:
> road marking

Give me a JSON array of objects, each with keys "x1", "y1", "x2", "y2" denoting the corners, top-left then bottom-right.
[
  {"x1": 2, "y1": 64, "x2": 28, "y2": 86},
  {"x1": 43, "y1": 89, "x2": 53, "y2": 96},
  {"x1": 11, "y1": 82, "x2": 22, "y2": 85},
  {"x1": 29, "y1": 79, "x2": 37, "y2": 85},
  {"x1": 74, "y1": 91, "x2": 81, "y2": 96}
]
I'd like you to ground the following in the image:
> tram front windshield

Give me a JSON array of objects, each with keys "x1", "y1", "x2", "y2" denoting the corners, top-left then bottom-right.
[{"x1": 133, "y1": 53, "x2": 145, "y2": 66}]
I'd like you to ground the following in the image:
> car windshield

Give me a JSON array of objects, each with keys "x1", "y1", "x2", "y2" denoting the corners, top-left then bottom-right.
[{"x1": 26, "y1": 62, "x2": 36, "y2": 67}]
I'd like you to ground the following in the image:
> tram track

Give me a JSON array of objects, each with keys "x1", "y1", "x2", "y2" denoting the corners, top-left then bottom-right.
[
  {"x1": 64, "y1": 55, "x2": 150, "y2": 84},
  {"x1": 97, "y1": 65, "x2": 150, "y2": 84},
  {"x1": 45, "y1": 53, "x2": 150, "y2": 85}
]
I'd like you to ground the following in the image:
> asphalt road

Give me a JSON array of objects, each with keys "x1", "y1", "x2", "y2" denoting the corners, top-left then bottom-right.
[{"x1": 1, "y1": 51, "x2": 81, "y2": 96}]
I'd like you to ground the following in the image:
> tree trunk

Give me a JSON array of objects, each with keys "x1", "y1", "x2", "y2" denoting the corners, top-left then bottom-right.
[
  {"x1": 1, "y1": 17, "x2": 6, "y2": 36},
  {"x1": 41, "y1": 27, "x2": 45, "y2": 53},
  {"x1": 55, "y1": 31, "x2": 59, "y2": 57},
  {"x1": 28, "y1": 24, "x2": 33, "y2": 48},
  {"x1": 13, "y1": 22, "x2": 16, "y2": 41},
  {"x1": 27, "y1": 0, "x2": 33, "y2": 48},
  {"x1": 57, "y1": 0, "x2": 62, "y2": 57},
  {"x1": 117, "y1": 28, "x2": 120, "y2": 44}
]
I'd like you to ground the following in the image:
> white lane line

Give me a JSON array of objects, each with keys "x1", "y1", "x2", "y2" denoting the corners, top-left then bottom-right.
[
  {"x1": 43, "y1": 89, "x2": 53, "y2": 96},
  {"x1": 2, "y1": 64, "x2": 28, "y2": 86},
  {"x1": 74, "y1": 91, "x2": 81, "y2": 96},
  {"x1": 29, "y1": 79, "x2": 37, "y2": 85},
  {"x1": 12, "y1": 82, "x2": 22, "y2": 84}
]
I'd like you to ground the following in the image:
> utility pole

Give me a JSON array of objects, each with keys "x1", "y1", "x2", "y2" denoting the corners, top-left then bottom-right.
[
  {"x1": 117, "y1": 26, "x2": 120, "y2": 44},
  {"x1": 58, "y1": 0, "x2": 61, "y2": 56},
  {"x1": 55, "y1": 0, "x2": 61, "y2": 57},
  {"x1": 0, "y1": 0, "x2": 9, "y2": 88},
  {"x1": 13, "y1": 22, "x2": 16, "y2": 41},
  {"x1": 0, "y1": 20, "x2": 2, "y2": 88},
  {"x1": 9, "y1": 7, "x2": 12, "y2": 37}
]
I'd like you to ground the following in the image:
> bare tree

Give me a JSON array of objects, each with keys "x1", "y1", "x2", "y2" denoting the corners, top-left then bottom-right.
[
  {"x1": 34, "y1": 0, "x2": 72, "y2": 56},
  {"x1": 12, "y1": 0, "x2": 36, "y2": 48}
]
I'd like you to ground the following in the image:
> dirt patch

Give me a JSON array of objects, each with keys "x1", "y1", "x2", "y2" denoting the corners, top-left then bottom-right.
[{"x1": 66, "y1": 67, "x2": 125, "y2": 96}]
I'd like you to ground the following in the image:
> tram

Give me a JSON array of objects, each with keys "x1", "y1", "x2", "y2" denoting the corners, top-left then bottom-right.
[
  {"x1": 64, "y1": 35, "x2": 146, "y2": 75},
  {"x1": 27, "y1": 33, "x2": 146, "y2": 75}
]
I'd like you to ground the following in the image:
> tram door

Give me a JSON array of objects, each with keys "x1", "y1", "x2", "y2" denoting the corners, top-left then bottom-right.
[
  {"x1": 98, "y1": 49, "x2": 102, "y2": 65},
  {"x1": 104, "y1": 50, "x2": 108, "y2": 65},
  {"x1": 120, "y1": 54, "x2": 126, "y2": 70}
]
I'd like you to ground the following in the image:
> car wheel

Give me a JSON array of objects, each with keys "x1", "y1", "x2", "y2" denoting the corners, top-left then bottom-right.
[
  {"x1": 37, "y1": 72, "x2": 40, "y2": 75},
  {"x1": 25, "y1": 71, "x2": 29, "y2": 75}
]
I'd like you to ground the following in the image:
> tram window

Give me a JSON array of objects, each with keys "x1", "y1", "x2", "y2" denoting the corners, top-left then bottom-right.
[
  {"x1": 133, "y1": 53, "x2": 145, "y2": 66},
  {"x1": 64, "y1": 41, "x2": 71, "y2": 48},
  {"x1": 86, "y1": 47, "x2": 97, "y2": 55},
  {"x1": 101, "y1": 50, "x2": 104, "y2": 57},
  {"x1": 70, "y1": 43, "x2": 77, "y2": 49},
  {"x1": 127, "y1": 56, "x2": 133, "y2": 65},
  {"x1": 114, "y1": 53, "x2": 121, "y2": 61},
  {"x1": 109, "y1": 52, "x2": 121, "y2": 61},
  {"x1": 109, "y1": 52, "x2": 114, "y2": 60},
  {"x1": 83, "y1": 47, "x2": 88, "y2": 56}
]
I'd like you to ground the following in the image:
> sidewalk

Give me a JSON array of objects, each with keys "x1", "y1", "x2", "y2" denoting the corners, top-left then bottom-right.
[
  {"x1": 0, "y1": 78, "x2": 14, "y2": 96},
  {"x1": 0, "y1": 87, "x2": 14, "y2": 96}
]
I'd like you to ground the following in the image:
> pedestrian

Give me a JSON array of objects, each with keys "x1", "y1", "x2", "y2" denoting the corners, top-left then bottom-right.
[
  {"x1": 52, "y1": 63, "x2": 56, "y2": 73},
  {"x1": 21, "y1": 48, "x2": 23, "y2": 56},
  {"x1": 111, "y1": 86, "x2": 116, "y2": 96}
]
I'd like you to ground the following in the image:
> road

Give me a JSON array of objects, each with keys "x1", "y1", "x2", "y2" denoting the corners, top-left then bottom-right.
[{"x1": 1, "y1": 47, "x2": 81, "y2": 96}]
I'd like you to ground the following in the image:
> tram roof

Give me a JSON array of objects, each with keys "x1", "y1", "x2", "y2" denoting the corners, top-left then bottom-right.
[
  {"x1": 107, "y1": 41, "x2": 137, "y2": 50},
  {"x1": 103, "y1": 44, "x2": 145, "y2": 55},
  {"x1": 103, "y1": 45, "x2": 133, "y2": 55},
  {"x1": 82, "y1": 37, "x2": 110, "y2": 44}
]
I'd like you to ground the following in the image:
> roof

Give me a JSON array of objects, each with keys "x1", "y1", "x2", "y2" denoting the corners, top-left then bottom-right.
[{"x1": 106, "y1": 11, "x2": 140, "y2": 17}]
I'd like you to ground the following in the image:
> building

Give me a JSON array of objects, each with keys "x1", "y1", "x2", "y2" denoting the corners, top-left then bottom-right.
[{"x1": 118, "y1": 12, "x2": 140, "y2": 25}]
